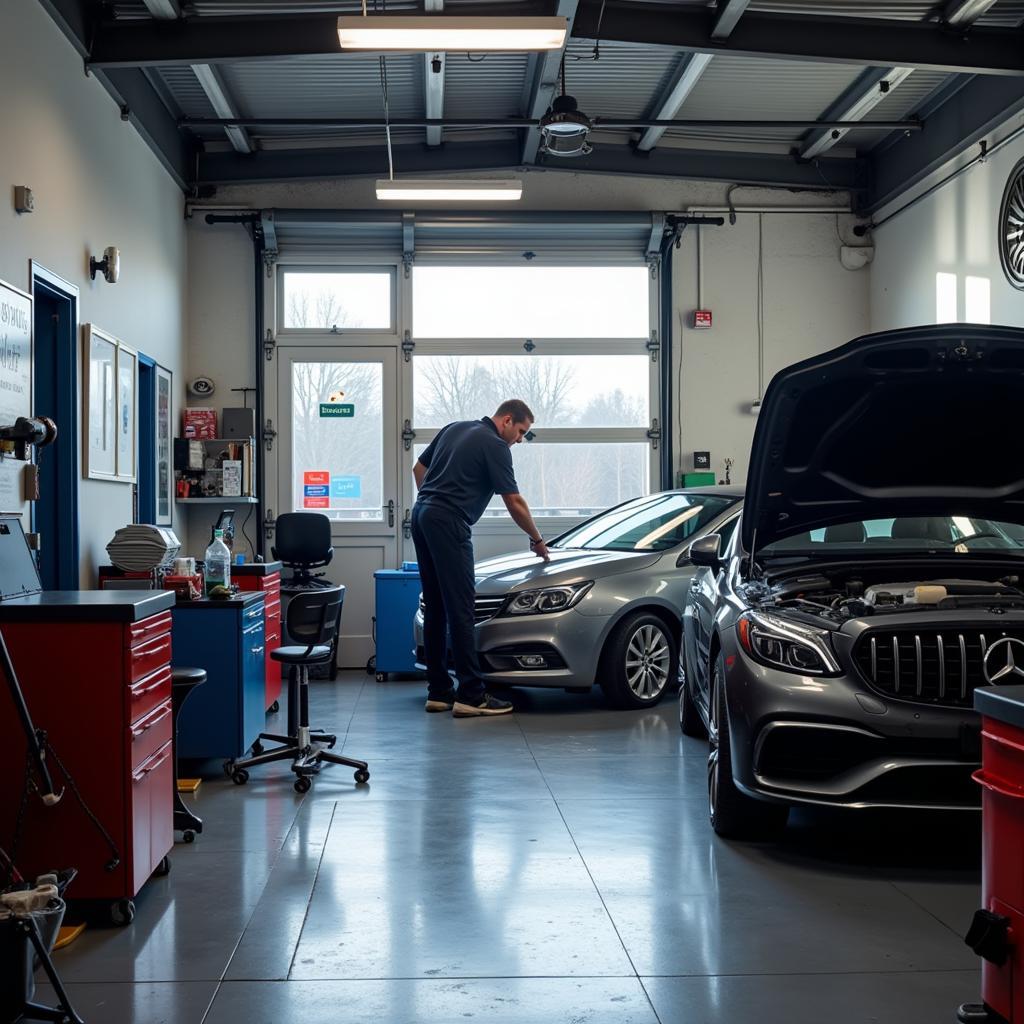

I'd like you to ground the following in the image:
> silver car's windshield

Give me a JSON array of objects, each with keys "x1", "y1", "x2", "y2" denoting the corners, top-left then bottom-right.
[
  {"x1": 761, "y1": 516, "x2": 1024, "y2": 556},
  {"x1": 554, "y1": 492, "x2": 736, "y2": 553}
]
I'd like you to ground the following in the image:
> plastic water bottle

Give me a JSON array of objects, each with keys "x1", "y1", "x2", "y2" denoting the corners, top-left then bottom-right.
[{"x1": 204, "y1": 529, "x2": 231, "y2": 593}]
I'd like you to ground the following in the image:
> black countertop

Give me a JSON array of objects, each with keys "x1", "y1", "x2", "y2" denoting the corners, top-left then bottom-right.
[
  {"x1": 172, "y1": 591, "x2": 265, "y2": 610},
  {"x1": 975, "y1": 685, "x2": 1024, "y2": 730},
  {"x1": 0, "y1": 590, "x2": 176, "y2": 623},
  {"x1": 232, "y1": 561, "x2": 282, "y2": 576}
]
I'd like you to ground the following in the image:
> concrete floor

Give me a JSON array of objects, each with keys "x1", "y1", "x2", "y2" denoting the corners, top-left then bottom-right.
[{"x1": 41, "y1": 671, "x2": 983, "y2": 1023}]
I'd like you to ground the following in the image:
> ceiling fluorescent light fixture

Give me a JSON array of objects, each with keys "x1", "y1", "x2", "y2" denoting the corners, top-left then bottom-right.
[
  {"x1": 338, "y1": 16, "x2": 567, "y2": 52},
  {"x1": 376, "y1": 178, "x2": 523, "y2": 202}
]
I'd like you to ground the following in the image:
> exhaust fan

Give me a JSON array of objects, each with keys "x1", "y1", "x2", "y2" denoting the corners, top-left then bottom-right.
[{"x1": 539, "y1": 94, "x2": 592, "y2": 158}]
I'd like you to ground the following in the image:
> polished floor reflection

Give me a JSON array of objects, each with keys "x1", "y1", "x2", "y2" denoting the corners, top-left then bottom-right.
[{"x1": 44, "y1": 672, "x2": 982, "y2": 1023}]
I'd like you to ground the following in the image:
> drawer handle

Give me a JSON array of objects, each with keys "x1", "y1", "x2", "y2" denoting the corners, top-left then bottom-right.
[
  {"x1": 132, "y1": 706, "x2": 171, "y2": 737},
  {"x1": 133, "y1": 749, "x2": 172, "y2": 781},
  {"x1": 132, "y1": 677, "x2": 167, "y2": 697}
]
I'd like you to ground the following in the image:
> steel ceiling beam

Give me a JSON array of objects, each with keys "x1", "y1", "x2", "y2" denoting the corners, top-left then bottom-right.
[
  {"x1": 198, "y1": 137, "x2": 865, "y2": 191},
  {"x1": 521, "y1": 0, "x2": 580, "y2": 164},
  {"x1": 570, "y1": 2, "x2": 1024, "y2": 76},
  {"x1": 943, "y1": 0, "x2": 999, "y2": 25},
  {"x1": 711, "y1": 0, "x2": 751, "y2": 40},
  {"x1": 192, "y1": 64, "x2": 253, "y2": 154},
  {"x1": 636, "y1": 53, "x2": 714, "y2": 153},
  {"x1": 86, "y1": 3, "x2": 1024, "y2": 75},
  {"x1": 139, "y1": 0, "x2": 181, "y2": 18},
  {"x1": 865, "y1": 73, "x2": 1024, "y2": 213},
  {"x1": 800, "y1": 67, "x2": 914, "y2": 160},
  {"x1": 423, "y1": 0, "x2": 445, "y2": 147}
]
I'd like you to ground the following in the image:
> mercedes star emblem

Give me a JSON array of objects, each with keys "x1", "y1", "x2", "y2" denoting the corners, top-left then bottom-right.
[{"x1": 983, "y1": 637, "x2": 1024, "y2": 685}]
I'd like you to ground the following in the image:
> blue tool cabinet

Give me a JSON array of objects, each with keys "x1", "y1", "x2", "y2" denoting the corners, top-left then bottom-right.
[
  {"x1": 373, "y1": 567, "x2": 423, "y2": 680},
  {"x1": 172, "y1": 592, "x2": 266, "y2": 761}
]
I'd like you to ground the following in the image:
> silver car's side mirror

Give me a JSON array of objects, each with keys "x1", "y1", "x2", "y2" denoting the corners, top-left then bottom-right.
[{"x1": 688, "y1": 534, "x2": 722, "y2": 570}]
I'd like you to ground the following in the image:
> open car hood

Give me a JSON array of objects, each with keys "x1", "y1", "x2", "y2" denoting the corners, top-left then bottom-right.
[{"x1": 743, "y1": 324, "x2": 1024, "y2": 552}]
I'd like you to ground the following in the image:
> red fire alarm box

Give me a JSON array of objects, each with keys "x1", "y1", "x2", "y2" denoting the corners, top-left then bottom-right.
[{"x1": 693, "y1": 310, "x2": 712, "y2": 329}]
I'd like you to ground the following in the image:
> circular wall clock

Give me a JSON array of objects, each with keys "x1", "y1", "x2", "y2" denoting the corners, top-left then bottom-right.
[{"x1": 999, "y1": 157, "x2": 1024, "y2": 290}]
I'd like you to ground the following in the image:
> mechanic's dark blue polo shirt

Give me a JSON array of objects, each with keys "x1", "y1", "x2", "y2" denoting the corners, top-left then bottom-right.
[{"x1": 415, "y1": 417, "x2": 520, "y2": 525}]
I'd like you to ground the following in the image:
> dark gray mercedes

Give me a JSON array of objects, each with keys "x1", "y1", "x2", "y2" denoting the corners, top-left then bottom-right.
[{"x1": 680, "y1": 324, "x2": 1024, "y2": 838}]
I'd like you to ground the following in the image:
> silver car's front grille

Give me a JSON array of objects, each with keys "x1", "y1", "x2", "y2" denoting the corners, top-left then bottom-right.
[
  {"x1": 473, "y1": 596, "x2": 506, "y2": 623},
  {"x1": 418, "y1": 594, "x2": 506, "y2": 624},
  {"x1": 853, "y1": 628, "x2": 1024, "y2": 708}
]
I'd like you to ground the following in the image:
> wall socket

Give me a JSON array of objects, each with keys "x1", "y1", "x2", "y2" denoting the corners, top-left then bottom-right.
[{"x1": 13, "y1": 186, "x2": 34, "y2": 214}]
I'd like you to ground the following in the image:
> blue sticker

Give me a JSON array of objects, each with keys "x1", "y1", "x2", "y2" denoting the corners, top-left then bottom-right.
[
  {"x1": 331, "y1": 475, "x2": 361, "y2": 498},
  {"x1": 303, "y1": 485, "x2": 329, "y2": 497}
]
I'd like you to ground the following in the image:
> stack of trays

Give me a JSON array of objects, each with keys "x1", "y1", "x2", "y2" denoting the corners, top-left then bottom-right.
[{"x1": 106, "y1": 525, "x2": 181, "y2": 573}]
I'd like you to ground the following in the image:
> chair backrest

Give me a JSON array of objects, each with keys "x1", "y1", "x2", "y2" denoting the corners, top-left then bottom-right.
[
  {"x1": 272, "y1": 512, "x2": 333, "y2": 571},
  {"x1": 286, "y1": 586, "x2": 345, "y2": 648}
]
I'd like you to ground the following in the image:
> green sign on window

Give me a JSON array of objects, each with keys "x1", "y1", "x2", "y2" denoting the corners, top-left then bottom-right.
[{"x1": 319, "y1": 403, "x2": 354, "y2": 418}]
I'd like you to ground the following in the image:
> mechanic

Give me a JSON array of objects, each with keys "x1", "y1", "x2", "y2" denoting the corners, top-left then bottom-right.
[{"x1": 412, "y1": 399, "x2": 549, "y2": 718}]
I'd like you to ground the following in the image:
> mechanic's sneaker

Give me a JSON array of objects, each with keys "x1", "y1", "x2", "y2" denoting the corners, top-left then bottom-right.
[
  {"x1": 425, "y1": 689, "x2": 457, "y2": 713},
  {"x1": 452, "y1": 693, "x2": 514, "y2": 717}
]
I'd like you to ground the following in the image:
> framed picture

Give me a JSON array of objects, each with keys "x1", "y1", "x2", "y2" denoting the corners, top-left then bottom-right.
[
  {"x1": 0, "y1": 278, "x2": 33, "y2": 521},
  {"x1": 116, "y1": 342, "x2": 137, "y2": 482},
  {"x1": 83, "y1": 324, "x2": 118, "y2": 480},
  {"x1": 155, "y1": 364, "x2": 173, "y2": 524}
]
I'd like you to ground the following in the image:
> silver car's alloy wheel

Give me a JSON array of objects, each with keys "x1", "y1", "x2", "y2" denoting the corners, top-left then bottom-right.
[
  {"x1": 624, "y1": 623, "x2": 671, "y2": 699},
  {"x1": 707, "y1": 673, "x2": 721, "y2": 819}
]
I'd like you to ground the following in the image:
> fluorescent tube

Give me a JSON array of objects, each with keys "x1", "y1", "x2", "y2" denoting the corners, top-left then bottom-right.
[
  {"x1": 338, "y1": 16, "x2": 567, "y2": 52},
  {"x1": 375, "y1": 179, "x2": 523, "y2": 202}
]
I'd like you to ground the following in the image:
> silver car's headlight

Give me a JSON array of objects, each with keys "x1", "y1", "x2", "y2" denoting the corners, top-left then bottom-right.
[
  {"x1": 500, "y1": 582, "x2": 593, "y2": 616},
  {"x1": 737, "y1": 611, "x2": 840, "y2": 675}
]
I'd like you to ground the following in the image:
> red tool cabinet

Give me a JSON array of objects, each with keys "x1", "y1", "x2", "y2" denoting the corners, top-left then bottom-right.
[
  {"x1": 234, "y1": 561, "x2": 283, "y2": 712},
  {"x1": 0, "y1": 591, "x2": 177, "y2": 924},
  {"x1": 960, "y1": 684, "x2": 1024, "y2": 1024}
]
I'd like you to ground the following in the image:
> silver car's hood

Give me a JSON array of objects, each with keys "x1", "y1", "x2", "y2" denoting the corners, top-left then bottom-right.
[{"x1": 474, "y1": 548, "x2": 661, "y2": 595}]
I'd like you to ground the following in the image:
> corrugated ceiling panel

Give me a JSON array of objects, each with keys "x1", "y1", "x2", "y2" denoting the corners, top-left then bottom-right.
[
  {"x1": 664, "y1": 56, "x2": 861, "y2": 144},
  {"x1": 557, "y1": 41, "x2": 680, "y2": 120},
  {"x1": 155, "y1": 66, "x2": 218, "y2": 118},
  {"x1": 220, "y1": 53, "x2": 421, "y2": 119},
  {"x1": 747, "y1": 0, "x2": 1024, "y2": 22},
  {"x1": 444, "y1": 53, "x2": 530, "y2": 118}
]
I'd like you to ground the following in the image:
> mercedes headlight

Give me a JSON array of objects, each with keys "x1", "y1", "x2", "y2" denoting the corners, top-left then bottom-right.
[
  {"x1": 737, "y1": 611, "x2": 840, "y2": 675},
  {"x1": 501, "y1": 582, "x2": 593, "y2": 616}
]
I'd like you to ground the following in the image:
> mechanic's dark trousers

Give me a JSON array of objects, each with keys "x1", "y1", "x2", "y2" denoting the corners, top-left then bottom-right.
[{"x1": 411, "y1": 502, "x2": 486, "y2": 702}]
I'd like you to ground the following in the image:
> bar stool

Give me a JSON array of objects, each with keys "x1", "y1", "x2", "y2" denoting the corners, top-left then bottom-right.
[{"x1": 171, "y1": 666, "x2": 206, "y2": 842}]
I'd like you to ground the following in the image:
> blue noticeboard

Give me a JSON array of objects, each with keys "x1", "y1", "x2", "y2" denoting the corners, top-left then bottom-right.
[{"x1": 331, "y1": 475, "x2": 361, "y2": 498}]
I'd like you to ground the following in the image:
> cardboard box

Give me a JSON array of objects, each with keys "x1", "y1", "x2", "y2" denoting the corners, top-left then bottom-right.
[{"x1": 183, "y1": 408, "x2": 218, "y2": 440}]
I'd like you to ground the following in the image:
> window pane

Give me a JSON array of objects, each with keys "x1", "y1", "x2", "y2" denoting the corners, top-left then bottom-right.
[
  {"x1": 292, "y1": 361, "x2": 383, "y2": 521},
  {"x1": 414, "y1": 354, "x2": 649, "y2": 427},
  {"x1": 282, "y1": 271, "x2": 392, "y2": 330},
  {"x1": 415, "y1": 442, "x2": 649, "y2": 518},
  {"x1": 413, "y1": 266, "x2": 649, "y2": 338}
]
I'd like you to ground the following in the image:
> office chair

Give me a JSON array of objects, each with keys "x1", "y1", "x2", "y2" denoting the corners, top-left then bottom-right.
[
  {"x1": 274, "y1": 512, "x2": 341, "y2": 679},
  {"x1": 272, "y1": 512, "x2": 335, "y2": 589},
  {"x1": 226, "y1": 587, "x2": 369, "y2": 794}
]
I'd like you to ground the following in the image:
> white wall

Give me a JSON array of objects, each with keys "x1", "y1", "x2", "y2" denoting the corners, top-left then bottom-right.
[
  {"x1": 871, "y1": 131, "x2": 1024, "y2": 331},
  {"x1": 189, "y1": 174, "x2": 870, "y2": 495},
  {"x1": 1, "y1": 0, "x2": 188, "y2": 585}
]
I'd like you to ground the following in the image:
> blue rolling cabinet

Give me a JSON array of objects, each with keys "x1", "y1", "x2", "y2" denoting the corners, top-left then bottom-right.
[
  {"x1": 373, "y1": 566, "x2": 423, "y2": 681},
  {"x1": 173, "y1": 592, "x2": 266, "y2": 761}
]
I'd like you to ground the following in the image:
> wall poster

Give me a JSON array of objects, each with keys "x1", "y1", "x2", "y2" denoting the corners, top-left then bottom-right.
[{"x1": 0, "y1": 278, "x2": 33, "y2": 521}]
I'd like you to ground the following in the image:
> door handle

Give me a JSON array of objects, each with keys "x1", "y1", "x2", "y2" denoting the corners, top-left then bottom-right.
[{"x1": 387, "y1": 499, "x2": 395, "y2": 527}]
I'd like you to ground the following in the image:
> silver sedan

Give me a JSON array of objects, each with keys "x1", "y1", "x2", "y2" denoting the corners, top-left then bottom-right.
[{"x1": 414, "y1": 487, "x2": 743, "y2": 709}]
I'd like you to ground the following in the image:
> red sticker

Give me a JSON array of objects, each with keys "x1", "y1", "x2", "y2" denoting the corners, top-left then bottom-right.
[{"x1": 304, "y1": 471, "x2": 330, "y2": 486}]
